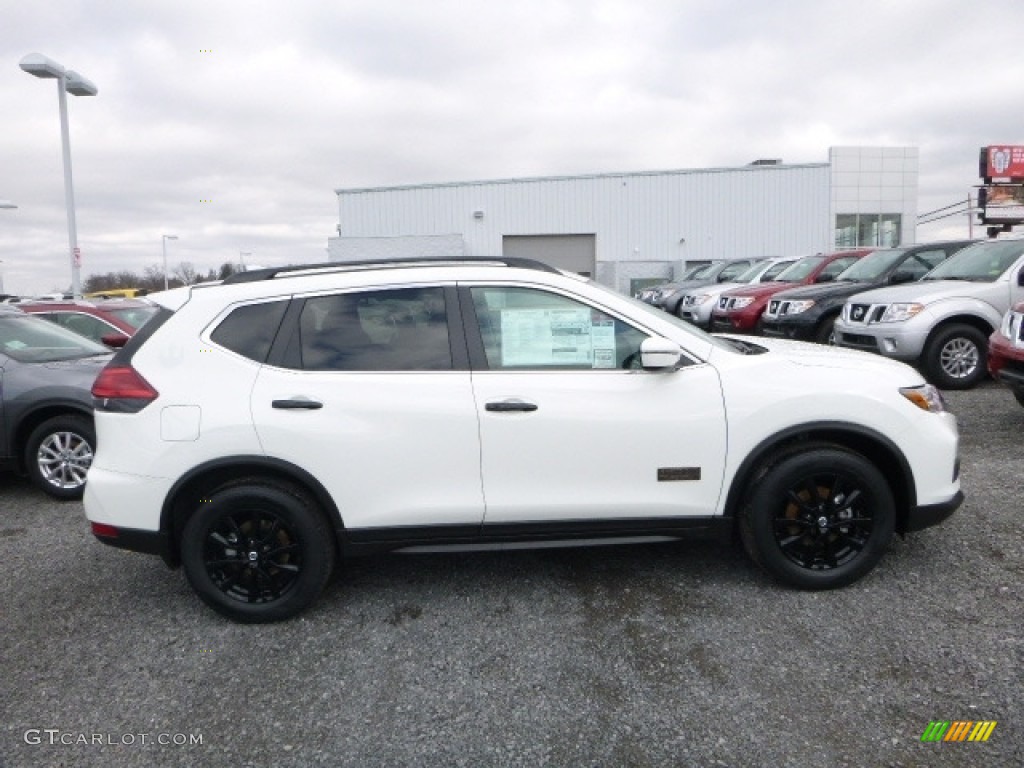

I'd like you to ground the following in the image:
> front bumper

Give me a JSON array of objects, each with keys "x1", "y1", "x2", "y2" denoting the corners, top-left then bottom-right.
[
  {"x1": 834, "y1": 317, "x2": 928, "y2": 361},
  {"x1": 904, "y1": 491, "x2": 964, "y2": 533},
  {"x1": 761, "y1": 316, "x2": 818, "y2": 341}
]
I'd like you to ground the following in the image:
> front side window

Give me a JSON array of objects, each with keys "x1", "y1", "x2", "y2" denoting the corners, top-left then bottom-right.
[
  {"x1": 51, "y1": 312, "x2": 118, "y2": 344},
  {"x1": 717, "y1": 261, "x2": 752, "y2": 282},
  {"x1": 470, "y1": 286, "x2": 647, "y2": 370},
  {"x1": 297, "y1": 287, "x2": 451, "y2": 371}
]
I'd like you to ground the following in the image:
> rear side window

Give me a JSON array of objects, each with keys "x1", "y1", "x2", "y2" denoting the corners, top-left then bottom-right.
[
  {"x1": 211, "y1": 300, "x2": 289, "y2": 363},
  {"x1": 294, "y1": 287, "x2": 452, "y2": 372}
]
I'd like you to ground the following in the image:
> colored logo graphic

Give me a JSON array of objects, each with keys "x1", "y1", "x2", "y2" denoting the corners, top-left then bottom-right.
[{"x1": 921, "y1": 721, "x2": 997, "y2": 742}]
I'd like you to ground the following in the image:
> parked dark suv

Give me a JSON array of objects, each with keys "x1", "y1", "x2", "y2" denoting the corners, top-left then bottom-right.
[
  {"x1": 761, "y1": 241, "x2": 975, "y2": 344},
  {"x1": 0, "y1": 306, "x2": 110, "y2": 498}
]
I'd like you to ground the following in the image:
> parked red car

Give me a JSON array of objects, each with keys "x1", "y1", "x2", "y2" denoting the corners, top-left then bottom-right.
[
  {"x1": 18, "y1": 298, "x2": 158, "y2": 348},
  {"x1": 988, "y1": 301, "x2": 1024, "y2": 406},
  {"x1": 710, "y1": 249, "x2": 873, "y2": 334}
]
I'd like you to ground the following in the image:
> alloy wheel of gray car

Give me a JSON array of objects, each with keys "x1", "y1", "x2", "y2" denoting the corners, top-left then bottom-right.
[
  {"x1": 923, "y1": 324, "x2": 988, "y2": 390},
  {"x1": 25, "y1": 415, "x2": 95, "y2": 500}
]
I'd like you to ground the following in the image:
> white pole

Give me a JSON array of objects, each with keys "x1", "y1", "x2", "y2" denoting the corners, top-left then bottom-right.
[
  {"x1": 162, "y1": 235, "x2": 177, "y2": 290},
  {"x1": 56, "y1": 75, "x2": 82, "y2": 296}
]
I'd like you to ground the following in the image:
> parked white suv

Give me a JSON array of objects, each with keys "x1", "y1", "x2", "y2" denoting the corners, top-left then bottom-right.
[
  {"x1": 835, "y1": 239, "x2": 1024, "y2": 389},
  {"x1": 84, "y1": 258, "x2": 963, "y2": 622}
]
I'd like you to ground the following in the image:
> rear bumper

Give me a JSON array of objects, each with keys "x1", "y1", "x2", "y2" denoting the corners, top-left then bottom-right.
[
  {"x1": 904, "y1": 490, "x2": 964, "y2": 533},
  {"x1": 91, "y1": 524, "x2": 175, "y2": 566}
]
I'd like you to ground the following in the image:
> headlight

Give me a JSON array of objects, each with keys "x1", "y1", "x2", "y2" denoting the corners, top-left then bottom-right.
[
  {"x1": 731, "y1": 297, "x2": 755, "y2": 309},
  {"x1": 785, "y1": 300, "x2": 816, "y2": 315},
  {"x1": 1000, "y1": 309, "x2": 1022, "y2": 341},
  {"x1": 692, "y1": 294, "x2": 712, "y2": 305},
  {"x1": 880, "y1": 303, "x2": 925, "y2": 323},
  {"x1": 899, "y1": 384, "x2": 947, "y2": 413}
]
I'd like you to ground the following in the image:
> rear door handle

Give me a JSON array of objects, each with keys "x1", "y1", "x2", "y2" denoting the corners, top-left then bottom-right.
[
  {"x1": 272, "y1": 398, "x2": 323, "y2": 410},
  {"x1": 485, "y1": 400, "x2": 538, "y2": 413}
]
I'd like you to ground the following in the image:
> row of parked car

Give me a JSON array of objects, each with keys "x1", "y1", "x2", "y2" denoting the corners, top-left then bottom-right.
[
  {"x1": 639, "y1": 239, "x2": 1024, "y2": 396},
  {"x1": 0, "y1": 297, "x2": 157, "y2": 499}
]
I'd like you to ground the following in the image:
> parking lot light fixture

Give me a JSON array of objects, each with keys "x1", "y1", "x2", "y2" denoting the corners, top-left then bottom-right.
[
  {"x1": 162, "y1": 235, "x2": 178, "y2": 290},
  {"x1": 19, "y1": 53, "x2": 97, "y2": 297}
]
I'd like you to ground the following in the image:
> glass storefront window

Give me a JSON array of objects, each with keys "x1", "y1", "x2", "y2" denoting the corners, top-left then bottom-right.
[{"x1": 834, "y1": 214, "x2": 901, "y2": 247}]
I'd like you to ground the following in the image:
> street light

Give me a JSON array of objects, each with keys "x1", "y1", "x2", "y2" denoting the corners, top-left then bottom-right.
[
  {"x1": 20, "y1": 53, "x2": 97, "y2": 297},
  {"x1": 162, "y1": 235, "x2": 178, "y2": 290}
]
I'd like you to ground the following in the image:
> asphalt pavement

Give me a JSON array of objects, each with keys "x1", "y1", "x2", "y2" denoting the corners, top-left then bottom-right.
[{"x1": 1, "y1": 382, "x2": 1021, "y2": 767}]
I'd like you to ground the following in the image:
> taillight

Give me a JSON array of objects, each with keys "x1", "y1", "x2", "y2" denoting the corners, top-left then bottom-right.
[
  {"x1": 91, "y1": 522, "x2": 119, "y2": 539},
  {"x1": 92, "y1": 365, "x2": 159, "y2": 413}
]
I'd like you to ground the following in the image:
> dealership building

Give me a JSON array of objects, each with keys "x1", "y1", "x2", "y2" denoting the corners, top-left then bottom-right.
[{"x1": 328, "y1": 146, "x2": 918, "y2": 295}]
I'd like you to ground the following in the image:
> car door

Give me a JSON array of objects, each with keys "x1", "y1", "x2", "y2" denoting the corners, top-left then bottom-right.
[
  {"x1": 462, "y1": 283, "x2": 728, "y2": 525},
  {"x1": 250, "y1": 285, "x2": 485, "y2": 531}
]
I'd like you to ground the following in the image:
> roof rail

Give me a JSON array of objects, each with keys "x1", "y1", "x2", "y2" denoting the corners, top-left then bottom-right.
[{"x1": 221, "y1": 256, "x2": 560, "y2": 284}]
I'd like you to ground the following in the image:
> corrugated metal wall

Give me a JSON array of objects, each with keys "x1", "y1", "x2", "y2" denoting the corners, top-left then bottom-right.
[{"x1": 332, "y1": 164, "x2": 832, "y2": 268}]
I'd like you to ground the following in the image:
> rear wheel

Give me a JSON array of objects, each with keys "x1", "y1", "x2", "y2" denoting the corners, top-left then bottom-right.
[
  {"x1": 180, "y1": 480, "x2": 335, "y2": 622},
  {"x1": 25, "y1": 414, "x2": 95, "y2": 500},
  {"x1": 739, "y1": 446, "x2": 895, "y2": 589},
  {"x1": 922, "y1": 324, "x2": 989, "y2": 390}
]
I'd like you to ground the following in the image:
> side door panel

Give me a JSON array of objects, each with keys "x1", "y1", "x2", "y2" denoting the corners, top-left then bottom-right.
[{"x1": 461, "y1": 284, "x2": 728, "y2": 524}]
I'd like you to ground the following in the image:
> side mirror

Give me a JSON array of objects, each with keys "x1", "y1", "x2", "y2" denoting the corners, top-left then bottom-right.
[
  {"x1": 640, "y1": 337, "x2": 682, "y2": 370},
  {"x1": 816, "y1": 272, "x2": 835, "y2": 283},
  {"x1": 890, "y1": 270, "x2": 915, "y2": 285},
  {"x1": 101, "y1": 332, "x2": 130, "y2": 348}
]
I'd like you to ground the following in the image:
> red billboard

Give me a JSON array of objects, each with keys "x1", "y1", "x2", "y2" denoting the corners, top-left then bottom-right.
[{"x1": 982, "y1": 145, "x2": 1024, "y2": 178}]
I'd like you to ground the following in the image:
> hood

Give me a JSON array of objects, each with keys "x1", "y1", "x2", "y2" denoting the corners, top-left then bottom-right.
[
  {"x1": 846, "y1": 278, "x2": 1004, "y2": 306},
  {"x1": 770, "y1": 279, "x2": 880, "y2": 303},
  {"x1": 663, "y1": 278, "x2": 718, "y2": 295},
  {"x1": 720, "y1": 280, "x2": 801, "y2": 299},
  {"x1": 717, "y1": 334, "x2": 919, "y2": 377},
  {"x1": 684, "y1": 281, "x2": 746, "y2": 298}
]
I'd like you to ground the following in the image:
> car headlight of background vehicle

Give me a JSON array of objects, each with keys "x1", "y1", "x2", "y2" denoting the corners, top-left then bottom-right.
[
  {"x1": 730, "y1": 297, "x2": 755, "y2": 309},
  {"x1": 784, "y1": 300, "x2": 816, "y2": 315},
  {"x1": 999, "y1": 308, "x2": 1022, "y2": 342},
  {"x1": 692, "y1": 294, "x2": 713, "y2": 305},
  {"x1": 880, "y1": 303, "x2": 925, "y2": 323},
  {"x1": 899, "y1": 384, "x2": 947, "y2": 413}
]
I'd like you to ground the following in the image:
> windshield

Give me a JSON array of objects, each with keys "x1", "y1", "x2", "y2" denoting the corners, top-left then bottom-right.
[
  {"x1": 837, "y1": 249, "x2": 907, "y2": 281},
  {"x1": 690, "y1": 262, "x2": 722, "y2": 279},
  {"x1": 733, "y1": 260, "x2": 769, "y2": 282},
  {"x1": 922, "y1": 240, "x2": 1024, "y2": 282},
  {"x1": 0, "y1": 313, "x2": 110, "y2": 362},
  {"x1": 107, "y1": 305, "x2": 159, "y2": 329},
  {"x1": 774, "y1": 255, "x2": 826, "y2": 282},
  {"x1": 759, "y1": 260, "x2": 796, "y2": 282}
]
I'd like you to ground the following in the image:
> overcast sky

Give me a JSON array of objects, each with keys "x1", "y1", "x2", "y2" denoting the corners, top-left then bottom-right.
[{"x1": 1, "y1": 0, "x2": 1020, "y2": 295}]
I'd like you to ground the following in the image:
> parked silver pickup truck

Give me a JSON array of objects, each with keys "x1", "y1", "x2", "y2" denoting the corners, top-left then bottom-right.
[{"x1": 834, "y1": 239, "x2": 1024, "y2": 389}]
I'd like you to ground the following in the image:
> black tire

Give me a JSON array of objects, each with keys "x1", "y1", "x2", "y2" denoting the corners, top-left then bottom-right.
[
  {"x1": 922, "y1": 324, "x2": 989, "y2": 390},
  {"x1": 739, "y1": 446, "x2": 895, "y2": 589},
  {"x1": 1014, "y1": 390, "x2": 1024, "y2": 408},
  {"x1": 25, "y1": 414, "x2": 95, "y2": 500},
  {"x1": 180, "y1": 480, "x2": 336, "y2": 623},
  {"x1": 814, "y1": 314, "x2": 837, "y2": 345}
]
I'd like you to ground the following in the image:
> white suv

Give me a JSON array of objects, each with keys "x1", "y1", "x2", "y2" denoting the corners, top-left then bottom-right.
[{"x1": 84, "y1": 258, "x2": 963, "y2": 622}]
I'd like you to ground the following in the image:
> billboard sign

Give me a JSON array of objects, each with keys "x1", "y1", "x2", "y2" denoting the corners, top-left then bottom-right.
[
  {"x1": 981, "y1": 184, "x2": 1024, "y2": 223},
  {"x1": 981, "y1": 146, "x2": 1024, "y2": 179}
]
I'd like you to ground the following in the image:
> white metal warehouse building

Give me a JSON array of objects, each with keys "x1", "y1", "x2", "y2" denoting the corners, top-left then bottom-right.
[{"x1": 328, "y1": 146, "x2": 918, "y2": 295}]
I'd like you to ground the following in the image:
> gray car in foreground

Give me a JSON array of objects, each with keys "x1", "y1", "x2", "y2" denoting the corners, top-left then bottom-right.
[{"x1": 0, "y1": 306, "x2": 110, "y2": 499}]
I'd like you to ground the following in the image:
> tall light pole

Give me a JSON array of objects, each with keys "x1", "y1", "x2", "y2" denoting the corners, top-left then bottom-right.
[
  {"x1": 20, "y1": 53, "x2": 97, "y2": 297},
  {"x1": 0, "y1": 202, "x2": 14, "y2": 293},
  {"x1": 162, "y1": 235, "x2": 178, "y2": 290}
]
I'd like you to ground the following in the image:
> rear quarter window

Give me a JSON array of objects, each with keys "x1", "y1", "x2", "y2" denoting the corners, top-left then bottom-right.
[{"x1": 210, "y1": 300, "x2": 290, "y2": 362}]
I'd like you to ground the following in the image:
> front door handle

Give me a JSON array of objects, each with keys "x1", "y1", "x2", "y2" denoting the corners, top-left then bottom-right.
[
  {"x1": 485, "y1": 400, "x2": 538, "y2": 413},
  {"x1": 272, "y1": 398, "x2": 323, "y2": 410}
]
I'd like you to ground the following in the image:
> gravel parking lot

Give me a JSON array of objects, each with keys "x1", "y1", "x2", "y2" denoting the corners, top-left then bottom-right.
[{"x1": 1, "y1": 382, "x2": 1021, "y2": 767}]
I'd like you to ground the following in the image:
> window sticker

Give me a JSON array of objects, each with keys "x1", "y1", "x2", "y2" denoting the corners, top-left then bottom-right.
[{"x1": 499, "y1": 308, "x2": 617, "y2": 368}]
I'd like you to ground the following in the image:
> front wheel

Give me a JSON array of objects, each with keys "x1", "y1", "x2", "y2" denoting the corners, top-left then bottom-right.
[
  {"x1": 922, "y1": 324, "x2": 989, "y2": 390},
  {"x1": 739, "y1": 446, "x2": 895, "y2": 589},
  {"x1": 815, "y1": 315, "x2": 838, "y2": 345},
  {"x1": 25, "y1": 414, "x2": 95, "y2": 500},
  {"x1": 180, "y1": 481, "x2": 336, "y2": 622}
]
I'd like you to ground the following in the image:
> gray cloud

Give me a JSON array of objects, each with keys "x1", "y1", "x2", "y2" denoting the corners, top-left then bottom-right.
[{"x1": 1, "y1": 0, "x2": 1019, "y2": 293}]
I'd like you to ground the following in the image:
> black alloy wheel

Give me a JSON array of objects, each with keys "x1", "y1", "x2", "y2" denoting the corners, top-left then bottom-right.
[
  {"x1": 740, "y1": 446, "x2": 894, "y2": 589},
  {"x1": 181, "y1": 481, "x2": 335, "y2": 622}
]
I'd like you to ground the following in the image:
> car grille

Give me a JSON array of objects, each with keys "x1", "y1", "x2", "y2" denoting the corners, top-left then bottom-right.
[
  {"x1": 718, "y1": 297, "x2": 741, "y2": 311},
  {"x1": 845, "y1": 303, "x2": 886, "y2": 325},
  {"x1": 681, "y1": 295, "x2": 697, "y2": 307}
]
